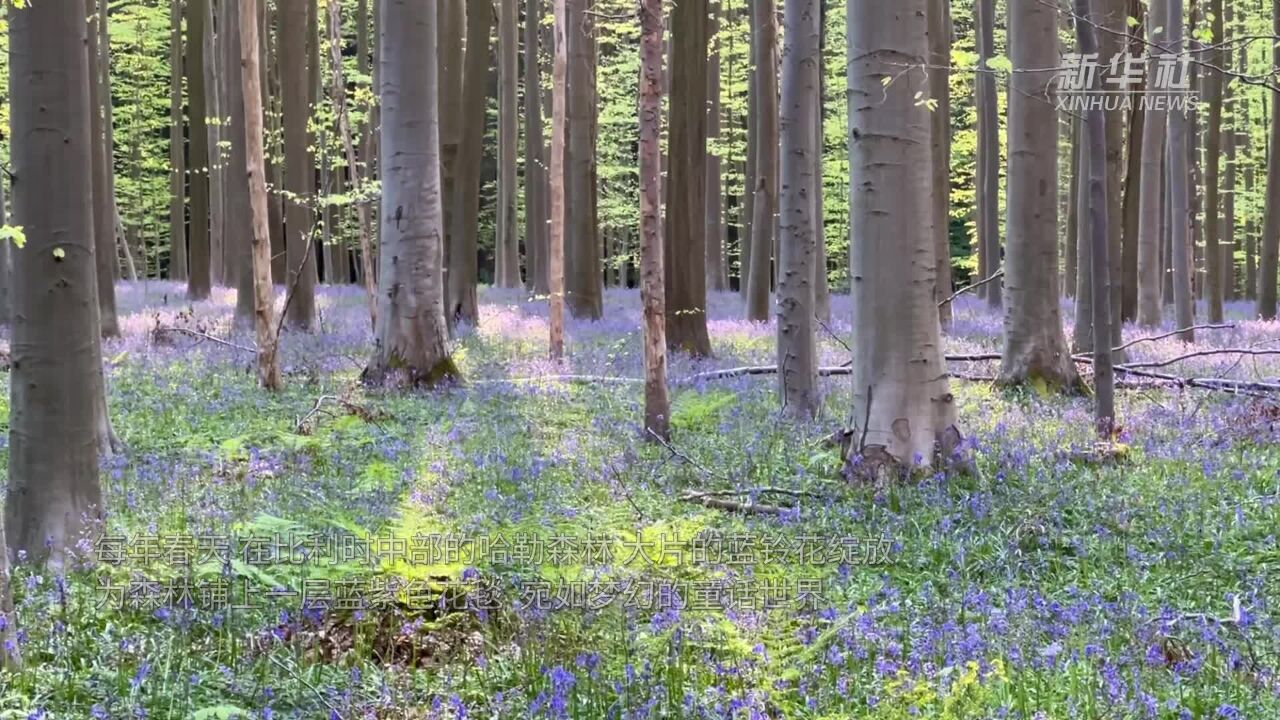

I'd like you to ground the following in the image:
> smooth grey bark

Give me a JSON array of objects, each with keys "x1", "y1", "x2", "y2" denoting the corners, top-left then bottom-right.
[
  {"x1": 1202, "y1": 0, "x2": 1224, "y2": 321},
  {"x1": 549, "y1": 0, "x2": 567, "y2": 358},
  {"x1": 746, "y1": 0, "x2": 777, "y2": 322},
  {"x1": 187, "y1": 0, "x2": 212, "y2": 298},
  {"x1": 740, "y1": 0, "x2": 757, "y2": 299},
  {"x1": 928, "y1": 0, "x2": 953, "y2": 326},
  {"x1": 206, "y1": 0, "x2": 227, "y2": 287},
  {"x1": 1074, "y1": 0, "x2": 1116, "y2": 436},
  {"x1": 0, "y1": 177, "x2": 9, "y2": 325},
  {"x1": 97, "y1": 0, "x2": 123, "y2": 287},
  {"x1": 1066, "y1": 115, "x2": 1079, "y2": 297},
  {"x1": 706, "y1": 0, "x2": 728, "y2": 292},
  {"x1": 87, "y1": 0, "x2": 120, "y2": 338},
  {"x1": 813, "y1": 0, "x2": 829, "y2": 322},
  {"x1": 1098, "y1": 0, "x2": 1124, "y2": 350},
  {"x1": 525, "y1": 0, "x2": 549, "y2": 294},
  {"x1": 281, "y1": 0, "x2": 318, "y2": 329},
  {"x1": 365, "y1": 0, "x2": 458, "y2": 386},
  {"x1": 664, "y1": 0, "x2": 713, "y2": 355},
  {"x1": 1137, "y1": 0, "x2": 1168, "y2": 327},
  {"x1": 438, "y1": 0, "x2": 463, "y2": 308},
  {"x1": 498, "y1": 0, "x2": 521, "y2": 288},
  {"x1": 1258, "y1": 0, "x2": 1280, "y2": 318},
  {"x1": 565, "y1": 0, "x2": 603, "y2": 319},
  {"x1": 846, "y1": 0, "x2": 960, "y2": 477},
  {"x1": 7, "y1": 0, "x2": 105, "y2": 567},
  {"x1": 446, "y1": 0, "x2": 492, "y2": 326},
  {"x1": 777, "y1": 0, "x2": 819, "y2": 418},
  {"x1": 170, "y1": 0, "x2": 188, "y2": 280},
  {"x1": 998, "y1": 0, "x2": 1082, "y2": 392},
  {"x1": 1168, "y1": 0, "x2": 1196, "y2": 338},
  {"x1": 639, "y1": 0, "x2": 670, "y2": 439},
  {"x1": 975, "y1": 0, "x2": 1001, "y2": 309},
  {"x1": 1120, "y1": 2, "x2": 1144, "y2": 322},
  {"x1": 223, "y1": 0, "x2": 258, "y2": 329},
  {"x1": 1074, "y1": 122, "x2": 1095, "y2": 352}
]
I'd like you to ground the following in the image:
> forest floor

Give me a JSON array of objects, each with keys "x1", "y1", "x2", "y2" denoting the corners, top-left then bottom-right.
[{"x1": 2, "y1": 282, "x2": 1279, "y2": 719}]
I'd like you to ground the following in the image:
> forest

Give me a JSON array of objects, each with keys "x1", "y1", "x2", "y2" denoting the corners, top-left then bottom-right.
[{"x1": 1, "y1": 0, "x2": 1280, "y2": 717}]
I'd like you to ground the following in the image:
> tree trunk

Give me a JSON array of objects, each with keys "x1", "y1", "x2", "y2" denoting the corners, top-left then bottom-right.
[
  {"x1": 565, "y1": 0, "x2": 603, "y2": 319},
  {"x1": 1201, "y1": 0, "x2": 1224, "y2": 320},
  {"x1": 1137, "y1": 0, "x2": 1168, "y2": 327},
  {"x1": 746, "y1": 0, "x2": 777, "y2": 323},
  {"x1": 1098, "y1": 0, "x2": 1125, "y2": 350},
  {"x1": 498, "y1": 0, "x2": 521, "y2": 288},
  {"x1": 224, "y1": 0, "x2": 259, "y2": 329},
  {"x1": 187, "y1": 0, "x2": 212, "y2": 298},
  {"x1": 846, "y1": 0, "x2": 960, "y2": 478},
  {"x1": 813, "y1": 0, "x2": 829, "y2": 322},
  {"x1": 439, "y1": 0, "x2": 463, "y2": 307},
  {"x1": 998, "y1": 0, "x2": 1082, "y2": 392},
  {"x1": 263, "y1": 0, "x2": 285, "y2": 285},
  {"x1": 6, "y1": 0, "x2": 105, "y2": 567},
  {"x1": 705, "y1": 0, "x2": 727, "y2": 293},
  {"x1": 87, "y1": 0, "x2": 120, "y2": 337},
  {"x1": 170, "y1": 0, "x2": 188, "y2": 281},
  {"x1": 238, "y1": 0, "x2": 283, "y2": 390},
  {"x1": 1168, "y1": 0, "x2": 1196, "y2": 338},
  {"x1": 1074, "y1": 0, "x2": 1116, "y2": 436},
  {"x1": 1066, "y1": 116, "x2": 1079, "y2": 297},
  {"x1": 446, "y1": 0, "x2": 492, "y2": 326},
  {"x1": 777, "y1": 0, "x2": 819, "y2": 417},
  {"x1": 664, "y1": 0, "x2": 713, "y2": 355},
  {"x1": 1246, "y1": 164, "x2": 1257, "y2": 301},
  {"x1": 280, "y1": 0, "x2": 317, "y2": 329},
  {"x1": 549, "y1": 0, "x2": 568, "y2": 358},
  {"x1": 1120, "y1": 0, "x2": 1145, "y2": 322},
  {"x1": 928, "y1": 0, "x2": 953, "y2": 326},
  {"x1": 639, "y1": 0, "x2": 670, "y2": 440},
  {"x1": 1223, "y1": 0, "x2": 1237, "y2": 302},
  {"x1": 525, "y1": 0, "x2": 549, "y2": 294},
  {"x1": 364, "y1": 0, "x2": 458, "y2": 385},
  {"x1": 741, "y1": 0, "x2": 757, "y2": 299},
  {"x1": 976, "y1": 0, "x2": 1001, "y2": 309},
  {"x1": 206, "y1": 0, "x2": 227, "y2": 286},
  {"x1": 0, "y1": 177, "x2": 9, "y2": 325},
  {"x1": 1258, "y1": 0, "x2": 1280, "y2": 317},
  {"x1": 1073, "y1": 128, "x2": 1094, "y2": 352}
]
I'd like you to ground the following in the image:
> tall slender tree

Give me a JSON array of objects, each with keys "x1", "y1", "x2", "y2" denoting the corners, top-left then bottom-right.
[
  {"x1": 639, "y1": 0, "x2": 670, "y2": 439},
  {"x1": 928, "y1": 0, "x2": 953, "y2": 326},
  {"x1": 998, "y1": 0, "x2": 1082, "y2": 391},
  {"x1": 87, "y1": 0, "x2": 119, "y2": 337},
  {"x1": 975, "y1": 0, "x2": 1001, "y2": 309},
  {"x1": 665, "y1": 0, "x2": 713, "y2": 355},
  {"x1": 170, "y1": 0, "x2": 188, "y2": 281},
  {"x1": 224, "y1": 0, "x2": 259, "y2": 329},
  {"x1": 280, "y1": 0, "x2": 318, "y2": 329},
  {"x1": 525, "y1": 0, "x2": 549, "y2": 295},
  {"x1": 6, "y1": 0, "x2": 106, "y2": 567},
  {"x1": 498, "y1": 0, "x2": 521, "y2": 288},
  {"x1": 1168, "y1": 0, "x2": 1196, "y2": 337},
  {"x1": 549, "y1": 0, "x2": 568, "y2": 358},
  {"x1": 1137, "y1": 0, "x2": 1168, "y2": 327},
  {"x1": 446, "y1": 0, "x2": 492, "y2": 326},
  {"x1": 565, "y1": 0, "x2": 603, "y2": 318},
  {"x1": 777, "y1": 0, "x2": 819, "y2": 417},
  {"x1": 364, "y1": 0, "x2": 458, "y2": 386},
  {"x1": 746, "y1": 0, "x2": 778, "y2": 323},
  {"x1": 1202, "y1": 0, "x2": 1225, "y2": 321},
  {"x1": 1259, "y1": 0, "x2": 1280, "y2": 318},
  {"x1": 846, "y1": 0, "x2": 961, "y2": 478},
  {"x1": 706, "y1": 0, "x2": 728, "y2": 292},
  {"x1": 187, "y1": 0, "x2": 212, "y2": 298}
]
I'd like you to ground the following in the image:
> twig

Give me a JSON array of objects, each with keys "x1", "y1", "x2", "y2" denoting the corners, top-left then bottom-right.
[
  {"x1": 681, "y1": 487, "x2": 823, "y2": 501},
  {"x1": 295, "y1": 395, "x2": 339, "y2": 433},
  {"x1": 938, "y1": 269, "x2": 1003, "y2": 308},
  {"x1": 153, "y1": 326, "x2": 256, "y2": 354},
  {"x1": 1113, "y1": 348, "x2": 1280, "y2": 371},
  {"x1": 678, "y1": 493, "x2": 790, "y2": 516},
  {"x1": 646, "y1": 427, "x2": 728, "y2": 481},
  {"x1": 1112, "y1": 323, "x2": 1237, "y2": 352}
]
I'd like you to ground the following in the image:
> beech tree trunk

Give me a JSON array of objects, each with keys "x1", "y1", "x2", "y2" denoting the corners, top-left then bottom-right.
[
  {"x1": 777, "y1": 0, "x2": 819, "y2": 417},
  {"x1": 928, "y1": 0, "x2": 953, "y2": 326},
  {"x1": 813, "y1": 0, "x2": 829, "y2": 322},
  {"x1": 998, "y1": 0, "x2": 1083, "y2": 392},
  {"x1": 187, "y1": 0, "x2": 212, "y2": 299},
  {"x1": 549, "y1": 0, "x2": 568, "y2": 358},
  {"x1": 846, "y1": 0, "x2": 960, "y2": 478},
  {"x1": 1258, "y1": 0, "x2": 1280, "y2": 318},
  {"x1": 1202, "y1": 0, "x2": 1225, "y2": 321},
  {"x1": 1137, "y1": 0, "x2": 1168, "y2": 327},
  {"x1": 170, "y1": 0, "x2": 188, "y2": 281},
  {"x1": 664, "y1": 0, "x2": 713, "y2": 355},
  {"x1": 1098, "y1": 0, "x2": 1125, "y2": 349},
  {"x1": 1074, "y1": 133, "x2": 1095, "y2": 351},
  {"x1": 281, "y1": 0, "x2": 318, "y2": 329},
  {"x1": 498, "y1": 0, "x2": 521, "y2": 288},
  {"x1": 87, "y1": 0, "x2": 120, "y2": 337},
  {"x1": 238, "y1": 0, "x2": 283, "y2": 390},
  {"x1": 446, "y1": 0, "x2": 492, "y2": 326},
  {"x1": 639, "y1": 0, "x2": 670, "y2": 440},
  {"x1": 364, "y1": 0, "x2": 459, "y2": 386},
  {"x1": 206, "y1": 0, "x2": 227, "y2": 287},
  {"x1": 746, "y1": 0, "x2": 777, "y2": 323},
  {"x1": 565, "y1": 0, "x2": 603, "y2": 319},
  {"x1": 1168, "y1": 0, "x2": 1197, "y2": 338},
  {"x1": 6, "y1": 0, "x2": 106, "y2": 567},
  {"x1": 224, "y1": 0, "x2": 259, "y2": 329},
  {"x1": 705, "y1": 0, "x2": 728, "y2": 292},
  {"x1": 438, "y1": 0, "x2": 463, "y2": 306},
  {"x1": 975, "y1": 0, "x2": 1001, "y2": 309},
  {"x1": 1066, "y1": 116, "x2": 1079, "y2": 297},
  {"x1": 525, "y1": 0, "x2": 549, "y2": 294},
  {"x1": 1120, "y1": 0, "x2": 1145, "y2": 322}
]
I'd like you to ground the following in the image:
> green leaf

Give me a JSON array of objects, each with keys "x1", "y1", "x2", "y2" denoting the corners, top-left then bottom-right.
[
  {"x1": 190, "y1": 706, "x2": 252, "y2": 720},
  {"x1": 0, "y1": 225, "x2": 25, "y2": 248},
  {"x1": 984, "y1": 55, "x2": 1013, "y2": 73}
]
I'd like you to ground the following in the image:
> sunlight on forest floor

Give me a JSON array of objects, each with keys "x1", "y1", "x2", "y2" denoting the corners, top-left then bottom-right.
[{"x1": 1, "y1": 282, "x2": 1278, "y2": 718}]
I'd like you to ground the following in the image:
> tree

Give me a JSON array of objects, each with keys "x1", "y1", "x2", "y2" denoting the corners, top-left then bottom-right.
[
  {"x1": 664, "y1": 0, "x2": 714, "y2": 356},
  {"x1": 446, "y1": 0, "x2": 492, "y2": 326},
  {"x1": 639, "y1": 0, "x2": 670, "y2": 440},
  {"x1": 1202, "y1": 0, "x2": 1225, "y2": 322},
  {"x1": 187, "y1": 0, "x2": 212, "y2": 299},
  {"x1": 239, "y1": 0, "x2": 283, "y2": 390},
  {"x1": 1259, "y1": 0, "x2": 1280, "y2": 318},
  {"x1": 550, "y1": 0, "x2": 568, "y2": 359},
  {"x1": 1075, "y1": 0, "x2": 1116, "y2": 435},
  {"x1": 998, "y1": 0, "x2": 1083, "y2": 392},
  {"x1": 224, "y1": 0, "x2": 259, "y2": 329},
  {"x1": 777, "y1": 0, "x2": 819, "y2": 418},
  {"x1": 364, "y1": 0, "x2": 459, "y2": 386},
  {"x1": 1137, "y1": 0, "x2": 1168, "y2": 327},
  {"x1": 1119, "y1": 0, "x2": 1145, "y2": 321},
  {"x1": 498, "y1": 0, "x2": 521, "y2": 289},
  {"x1": 928, "y1": 0, "x2": 953, "y2": 326},
  {"x1": 170, "y1": 0, "x2": 188, "y2": 281},
  {"x1": 1099, "y1": 0, "x2": 1125, "y2": 349},
  {"x1": 846, "y1": 0, "x2": 961, "y2": 478},
  {"x1": 746, "y1": 0, "x2": 778, "y2": 323},
  {"x1": 975, "y1": 0, "x2": 1000, "y2": 309},
  {"x1": 705, "y1": 0, "x2": 728, "y2": 292},
  {"x1": 1168, "y1": 0, "x2": 1196, "y2": 338},
  {"x1": 280, "y1": 0, "x2": 318, "y2": 330},
  {"x1": 0, "y1": 177, "x2": 9, "y2": 325},
  {"x1": 525, "y1": 0, "x2": 550, "y2": 295},
  {"x1": 565, "y1": 0, "x2": 603, "y2": 319},
  {"x1": 6, "y1": 0, "x2": 106, "y2": 567},
  {"x1": 87, "y1": 0, "x2": 120, "y2": 338}
]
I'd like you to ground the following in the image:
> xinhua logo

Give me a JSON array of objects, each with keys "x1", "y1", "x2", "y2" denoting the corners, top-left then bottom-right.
[{"x1": 1055, "y1": 52, "x2": 1198, "y2": 112}]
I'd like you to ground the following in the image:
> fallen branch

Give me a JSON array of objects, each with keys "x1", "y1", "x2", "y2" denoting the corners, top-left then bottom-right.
[
  {"x1": 1111, "y1": 347, "x2": 1280, "y2": 371},
  {"x1": 152, "y1": 326, "x2": 256, "y2": 354},
  {"x1": 678, "y1": 492, "x2": 791, "y2": 516},
  {"x1": 939, "y1": 269, "x2": 1003, "y2": 308},
  {"x1": 1113, "y1": 323, "x2": 1237, "y2": 352},
  {"x1": 681, "y1": 487, "x2": 823, "y2": 502}
]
